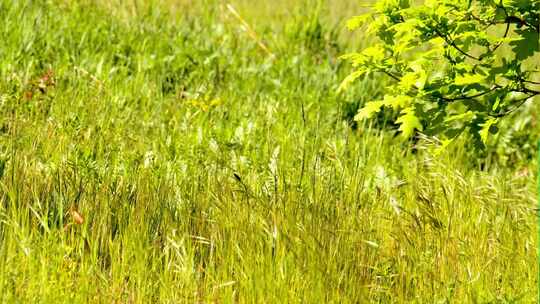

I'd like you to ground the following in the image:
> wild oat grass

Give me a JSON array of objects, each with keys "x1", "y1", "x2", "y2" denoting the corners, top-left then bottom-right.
[{"x1": 0, "y1": 1, "x2": 537, "y2": 302}]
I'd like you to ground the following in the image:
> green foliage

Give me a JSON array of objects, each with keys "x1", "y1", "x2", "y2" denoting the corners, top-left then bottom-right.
[
  {"x1": 0, "y1": 0, "x2": 537, "y2": 302},
  {"x1": 342, "y1": 0, "x2": 540, "y2": 146}
]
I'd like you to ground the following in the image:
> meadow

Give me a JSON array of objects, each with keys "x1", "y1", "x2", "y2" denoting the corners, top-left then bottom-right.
[{"x1": 0, "y1": 0, "x2": 537, "y2": 302}]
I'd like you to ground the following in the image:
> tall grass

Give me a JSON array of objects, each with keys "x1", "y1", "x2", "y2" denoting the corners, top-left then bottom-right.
[{"x1": 0, "y1": 0, "x2": 537, "y2": 302}]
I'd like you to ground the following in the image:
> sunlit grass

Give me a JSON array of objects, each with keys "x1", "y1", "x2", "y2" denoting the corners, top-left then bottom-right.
[{"x1": 0, "y1": 0, "x2": 537, "y2": 302}]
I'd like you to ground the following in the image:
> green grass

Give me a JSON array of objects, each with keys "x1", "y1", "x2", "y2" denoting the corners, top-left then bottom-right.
[{"x1": 0, "y1": 0, "x2": 537, "y2": 302}]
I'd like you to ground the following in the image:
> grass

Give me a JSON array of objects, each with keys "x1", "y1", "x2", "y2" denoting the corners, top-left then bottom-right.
[{"x1": 0, "y1": 0, "x2": 537, "y2": 302}]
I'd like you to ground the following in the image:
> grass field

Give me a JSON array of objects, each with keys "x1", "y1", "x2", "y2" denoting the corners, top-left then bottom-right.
[{"x1": 0, "y1": 0, "x2": 538, "y2": 302}]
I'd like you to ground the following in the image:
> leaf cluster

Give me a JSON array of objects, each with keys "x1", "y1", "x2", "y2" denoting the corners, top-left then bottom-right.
[{"x1": 341, "y1": 0, "x2": 540, "y2": 147}]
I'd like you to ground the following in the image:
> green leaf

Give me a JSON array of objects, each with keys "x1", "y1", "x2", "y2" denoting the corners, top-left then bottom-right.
[
  {"x1": 510, "y1": 29, "x2": 540, "y2": 61},
  {"x1": 354, "y1": 101, "x2": 385, "y2": 121},
  {"x1": 454, "y1": 73, "x2": 486, "y2": 86},
  {"x1": 396, "y1": 107, "x2": 423, "y2": 139},
  {"x1": 399, "y1": 72, "x2": 418, "y2": 90},
  {"x1": 361, "y1": 46, "x2": 386, "y2": 62},
  {"x1": 339, "y1": 53, "x2": 365, "y2": 66},
  {"x1": 346, "y1": 14, "x2": 371, "y2": 31},
  {"x1": 383, "y1": 95, "x2": 413, "y2": 110},
  {"x1": 479, "y1": 117, "x2": 497, "y2": 144},
  {"x1": 338, "y1": 69, "x2": 368, "y2": 92},
  {"x1": 503, "y1": 0, "x2": 534, "y2": 10},
  {"x1": 444, "y1": 111, "x2": 475, "y2": 122},
  {"x1": 492, "y1": 97, "x2": 501, "y2": 111},
  {"x1": 433, "y1": 137, "x2": 455, "y2": 156}
]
